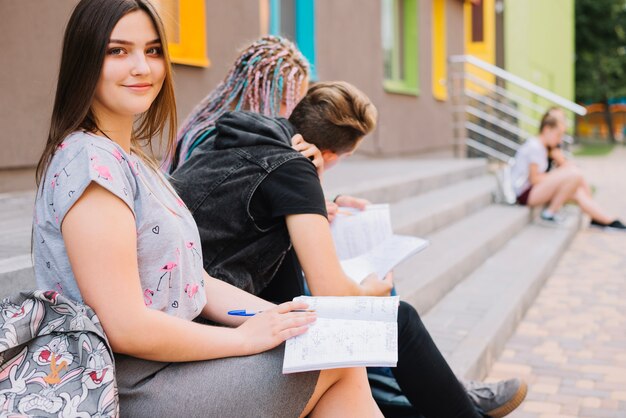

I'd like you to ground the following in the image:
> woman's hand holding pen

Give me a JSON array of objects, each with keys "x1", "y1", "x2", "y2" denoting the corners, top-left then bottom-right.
[{"x1": 234, "y1": 300, "x2": 317, "y2": 355}]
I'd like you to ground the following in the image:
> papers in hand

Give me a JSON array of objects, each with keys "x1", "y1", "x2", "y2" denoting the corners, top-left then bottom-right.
[
  {"x1": 283, "y1": 296, "x2": 399, "y2": 374},
  {"x1": 330, "y1": 204, "x2": 429, "y2": 283}
]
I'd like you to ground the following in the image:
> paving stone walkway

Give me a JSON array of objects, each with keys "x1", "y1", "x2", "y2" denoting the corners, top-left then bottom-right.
[{"x1": 486, "y1": 146, "x2": 626, "y2": 418}]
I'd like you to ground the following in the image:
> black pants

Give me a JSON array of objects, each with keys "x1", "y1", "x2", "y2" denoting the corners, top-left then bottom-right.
[
  {"x1": 259, "y1": 252, "x2": 482, "y2": 417},
  {"x1": 392, "y1": 301, "x2": 482, "y2": 418}
]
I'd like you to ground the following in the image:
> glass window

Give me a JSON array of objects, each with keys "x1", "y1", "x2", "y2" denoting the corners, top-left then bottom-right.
[
  {"x1": 381, "y1": 0, "x2": 418, "y2": 95},
  {"x1": 152, "y1": 0, "x2": 209, "y2": 67},
  {"x1": 471, "y1": 1, "x2": 484, "y2": 43}
]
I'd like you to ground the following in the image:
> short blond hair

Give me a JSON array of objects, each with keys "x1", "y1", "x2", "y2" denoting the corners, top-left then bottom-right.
[{"x1": 288, "y1": 81, "x2": 377, "y2": 153}]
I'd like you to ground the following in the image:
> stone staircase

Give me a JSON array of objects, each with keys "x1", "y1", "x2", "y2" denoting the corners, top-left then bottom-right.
[
  {"x1": 324, "y1": 157, "x2": 580, "y2": 380},
  {"x1": 0, "y1": 157, "x2": 580, "y2": 380},
  {"x1": 0, "y1": 190, "x2": 35, "y2": 298}
]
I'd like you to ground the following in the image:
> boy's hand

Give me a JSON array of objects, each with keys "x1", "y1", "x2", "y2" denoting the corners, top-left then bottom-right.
[
  {"x1": 326, "y1": 195, "x2": 370, "y2": 223},
  {"x1": 360, "y1": 271, "x2": 394, "y2": 296},
  {"x1": 291, "y1": 134, "x2": 324, "y2": 177},
  {"x1": 326, "y1": 200, "x2": 339, "y2": 223},
  {"x1": 334, "y1": 195, "x2": 371, "y2": 210}
]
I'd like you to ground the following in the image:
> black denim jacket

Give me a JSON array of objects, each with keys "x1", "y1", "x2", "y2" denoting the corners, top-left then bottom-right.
[{"x1": 171, "y1": 112, "x2": 306, "y2": 295}]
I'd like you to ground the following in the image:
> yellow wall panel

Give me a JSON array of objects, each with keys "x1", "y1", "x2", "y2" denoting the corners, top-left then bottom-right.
[
  {"x1": 154, "y1": 0, "x2": 209, "y2": 67},
  {"x1": 464, "y1": 0, "x2": 495, "y2": 89},
  {"x1": 432, "y1": 0, "x2": 447, "y2": 101}
]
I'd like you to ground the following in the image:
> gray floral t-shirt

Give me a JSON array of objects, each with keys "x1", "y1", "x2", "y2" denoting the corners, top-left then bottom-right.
[{"x1": 33, "y1": 131, "x2": 207, "y2": 320}]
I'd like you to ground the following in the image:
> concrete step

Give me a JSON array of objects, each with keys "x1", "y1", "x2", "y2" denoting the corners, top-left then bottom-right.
[
  {"x1": 422, "y1": 207, "x2": 581, "y2": 380},
  {"x1": 0, "y1": 160, "x2": 488, "y2": 300},
  {"x1": 394, "y1": 204, "x2": 531, "y2": 315},
  {"x1": 0, "y1": 228, "x2": 31, "y2": 260},
  {"x1": 323, "y1": 158, "x2": 487, "y2": 204},
  {"x1": 0, "y1": 191, "x2": 35, "y2": 211},
  {"x1": 0, "y1": 192, "x2": 36, "y2": 299},
  {"x1": 391, "y1": 175, "x2": 496, "y2": 237},
  {"x1": 0, "y1": 192, "x2": 34, "y2": 226},
  {"x1": 0, "y1": 192, "x2": 34, "y2": 261},
  {"x1": 0, "y1": 255, "x2": 35, "y2": 299}
]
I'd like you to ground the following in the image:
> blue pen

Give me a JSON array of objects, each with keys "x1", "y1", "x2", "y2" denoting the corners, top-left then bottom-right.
[
  {"x1": 227, "y1": 309, "x2": 259, "y2": 317},
  {"x1": 227, "y1": 309, "x2": 315, "y2": 316}
]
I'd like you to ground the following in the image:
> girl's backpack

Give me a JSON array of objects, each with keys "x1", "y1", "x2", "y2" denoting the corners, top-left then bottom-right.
[{"x1": 0, "y1": 290, "x2": 118, "y2": 417}]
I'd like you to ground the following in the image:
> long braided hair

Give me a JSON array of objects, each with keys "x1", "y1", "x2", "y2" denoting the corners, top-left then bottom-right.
[{"x1": 166, "y1": 35, "x2": 310, "y2": 172}]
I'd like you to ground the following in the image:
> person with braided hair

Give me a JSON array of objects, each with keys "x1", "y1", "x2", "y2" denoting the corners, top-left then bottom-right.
[
  {"x1": 167, "y1": 35, "x2": 361, "y2": 221},
  {"x1": 171, "y1": 37, "x2": 528, "y2": 417},
  {"x1": 166, "y1": 35, "x2": 314, "y2": 173}
]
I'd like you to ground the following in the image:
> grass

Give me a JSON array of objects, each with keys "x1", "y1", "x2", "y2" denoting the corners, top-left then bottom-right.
[{"x1": 573, "y1": 142, "x2": 616, "y2": 157}]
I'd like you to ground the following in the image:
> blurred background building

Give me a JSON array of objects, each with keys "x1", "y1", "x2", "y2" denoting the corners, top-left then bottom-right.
[{"x1": 0, "y1": 0, "x2": 577, "y2": 191}]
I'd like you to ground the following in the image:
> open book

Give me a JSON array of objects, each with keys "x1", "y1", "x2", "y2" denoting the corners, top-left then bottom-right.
[
  {"x1": 283, "y1": 296, "x2": 399, "y2": 373},
  {"x1": 330, "y1": 204, "x2": 429, "y2": 283}
]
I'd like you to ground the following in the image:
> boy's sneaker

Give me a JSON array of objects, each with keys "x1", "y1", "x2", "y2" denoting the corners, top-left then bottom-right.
[
  {"x1": 539, "y1": 210, "x2": 566, "y2": 227},
  {"x1": 463, "y1": 378, "x2": 528, "y2": 418},
  {"x1": 590, "y1": 219, "x2": 626, "y2": 232}
]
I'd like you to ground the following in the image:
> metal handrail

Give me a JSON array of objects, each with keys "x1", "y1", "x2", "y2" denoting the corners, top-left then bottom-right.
[
  {"x1": 464, "y1": 121, "x2": 521, "y2": 151},
  {"x1": 464, "y1": 106, "x2": 528, "y2": 139},
  {"x1": 452, "y1": 71, "x2": 547, "y2": 116},
  {"x1": 463, "y1": 89, "x2": 538, "y2": 128},
  {"x1": 465, "y1": 139, "x2": 515, "y2": 164},
  {"x1": 450, "y1": 55, "x2": 587, "y2": 116},
  {"x1": 449, "y1": 55, "x2": 582, "y2": 164}
]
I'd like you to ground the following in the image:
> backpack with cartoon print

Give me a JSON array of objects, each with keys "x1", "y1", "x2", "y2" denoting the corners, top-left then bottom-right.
[{"x1": 0, "y1": 290, "x2": 118, "y2": 417}]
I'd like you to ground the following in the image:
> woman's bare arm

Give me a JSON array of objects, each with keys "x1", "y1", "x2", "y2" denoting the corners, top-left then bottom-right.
[
  {"x1": 199, "y1": 271, "x2": 275, "y2": 327},
  {"x1": 62, "y1": 183, "x2": 315, "y2": 362}
]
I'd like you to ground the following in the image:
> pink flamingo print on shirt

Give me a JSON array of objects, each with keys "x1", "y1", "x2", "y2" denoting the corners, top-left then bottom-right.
[
  {"x1": 90, "y1": 155, "x2": 113, "y2": 181},
  {"x1": 130, "y1": 160, "x2": 140, "y2": 176},
  {"x1": 157, "y1": 248, "x2": 180, "y2": 291},
  {"x1": 50, "y1": 173, "x2": 59, "y2": 189},
  {"x1": 143, "y1": 289, "x2": 154, "y2": 306},
  {"x1": 186, "y1": 241, "x2": 201, "y2": 266},
  {"x1": 112, "y1": 148, "x2": 126, "y2": 163},
  {"x1": 184, "y1": 283, "x2": 200, "y2": 311}
]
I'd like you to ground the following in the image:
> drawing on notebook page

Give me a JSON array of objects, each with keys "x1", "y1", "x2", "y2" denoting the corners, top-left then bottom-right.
[{"x1": 283, "y1": 296, "x2": 399, "y2": 374}]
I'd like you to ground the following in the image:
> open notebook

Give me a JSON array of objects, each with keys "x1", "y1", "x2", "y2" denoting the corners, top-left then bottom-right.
[
  {"x1": 283, "y1": 296, "x2": 399, "y2": 374},
  {"x1": 330, "y1": 204, "x2": 429, "y2": 283}
]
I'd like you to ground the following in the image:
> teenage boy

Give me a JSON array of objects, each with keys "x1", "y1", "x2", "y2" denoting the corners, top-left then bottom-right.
[{"x1": 172, "y1": 81, "x2": 527, "y2": 417}]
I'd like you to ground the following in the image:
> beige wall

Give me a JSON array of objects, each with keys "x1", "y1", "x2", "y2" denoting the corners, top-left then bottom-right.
[
  {"x1": 173, "y1": 0, "x2": 262, "y2": 123},
  {"x1": 316, "y1": 0, "x2": 464, "y2": 156},
  {"x1": 0, "y1": 0, "x2": 465, "y2": 178},
  {"x1": 0, "y1": 0, "x2": 261, "y2": 173},
  {"x1": 1, "y1": 1, "x2": 76, "y2": 170}
]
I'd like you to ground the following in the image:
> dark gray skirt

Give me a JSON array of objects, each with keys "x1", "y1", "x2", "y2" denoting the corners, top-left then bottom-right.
[{"x1": 115, "y1": 345, "x2": 319, "y2": 418}]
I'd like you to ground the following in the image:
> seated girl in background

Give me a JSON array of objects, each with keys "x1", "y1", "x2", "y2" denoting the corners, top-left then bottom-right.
[
  {"x1": 33, "y1": 1, "x2": 383, "y2": 416},
  {"x1": 511, "y1": 109, "x2": 625, "y2": 230}
]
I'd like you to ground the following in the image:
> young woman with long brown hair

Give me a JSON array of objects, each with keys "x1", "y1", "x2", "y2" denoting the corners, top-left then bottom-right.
[{"x1": 33, "y1": 1, "x2": 383, "y2": 416}]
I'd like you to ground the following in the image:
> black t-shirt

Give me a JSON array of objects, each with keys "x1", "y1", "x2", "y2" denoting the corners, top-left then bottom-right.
[
  {"x1": 250, "y1": 158, "x2": 327, "y2": 303},
  {"x1": 249, "y1": 158, "x2": 327, "y2": 229}
]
